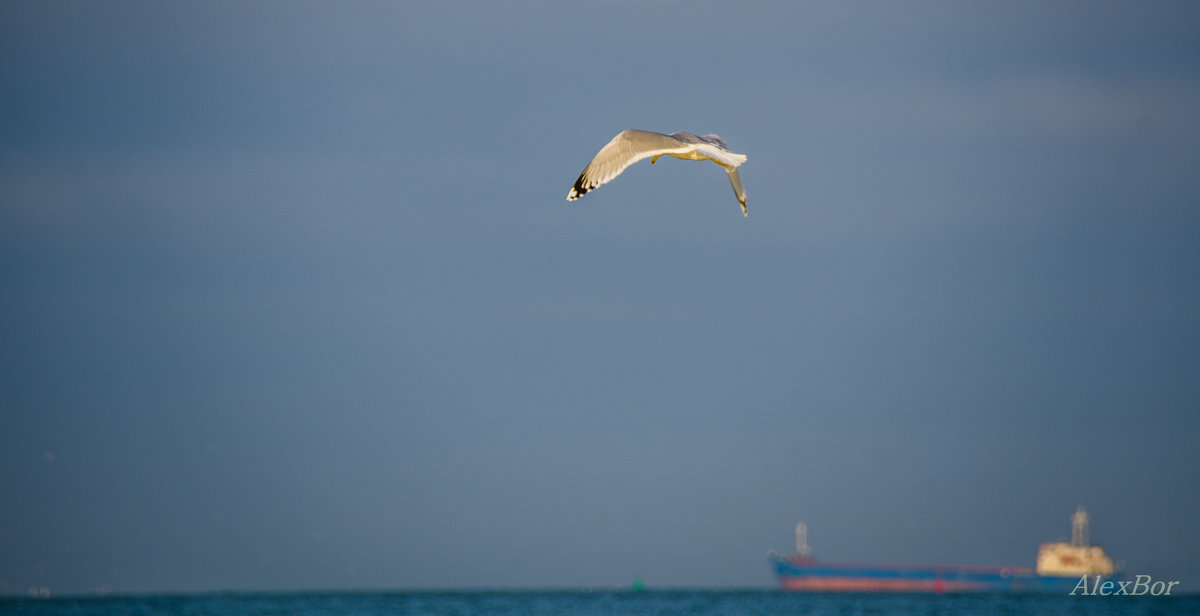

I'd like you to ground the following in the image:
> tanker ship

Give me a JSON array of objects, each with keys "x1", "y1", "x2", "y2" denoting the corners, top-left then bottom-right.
[{"x1": 769, "y1": 507, "x2": 1117, "y2": 593}]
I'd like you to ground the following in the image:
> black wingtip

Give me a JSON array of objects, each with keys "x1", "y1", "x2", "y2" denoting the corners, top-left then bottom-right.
[{"x1": 571, "y1": 175, "x2": 590, "y2": 199}]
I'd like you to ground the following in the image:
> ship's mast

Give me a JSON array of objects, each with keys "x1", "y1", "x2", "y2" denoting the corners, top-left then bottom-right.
[
  {"x1": 1071, "y1": 506, "x2": 1089, "y2": 547},
  {"x1": 795, "y1": 521, "x2": 811, "y2": 555}
]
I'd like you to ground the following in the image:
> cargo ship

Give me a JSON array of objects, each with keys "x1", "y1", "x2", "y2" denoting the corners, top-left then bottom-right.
[{"x1": 769, "y1": 507, "x2": 1117, "y2": 593}]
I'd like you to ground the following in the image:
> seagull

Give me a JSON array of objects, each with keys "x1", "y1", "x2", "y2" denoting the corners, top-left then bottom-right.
[{"x1": 566, "y1": 129, "x2": 749, "y2": 216}]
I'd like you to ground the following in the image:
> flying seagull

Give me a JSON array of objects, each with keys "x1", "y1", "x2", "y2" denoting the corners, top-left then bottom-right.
[{"x1": 566, "y1": 129, "x2": 749, "y2": 216}]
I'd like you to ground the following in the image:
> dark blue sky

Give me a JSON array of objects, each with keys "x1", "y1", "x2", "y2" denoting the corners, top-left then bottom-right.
[{"x1": 2, "y1": 1, "x2": 1199, "y2": 595}]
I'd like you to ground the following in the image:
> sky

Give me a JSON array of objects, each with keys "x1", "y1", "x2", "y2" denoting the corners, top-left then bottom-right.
[{"x1": 2, "y1": 0, "x2": 1199, "y2": 596}]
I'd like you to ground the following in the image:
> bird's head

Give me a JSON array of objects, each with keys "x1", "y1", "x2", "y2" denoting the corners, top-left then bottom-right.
[{"x1": 701, "y1": 134, "x2": 730, "y2": 150}]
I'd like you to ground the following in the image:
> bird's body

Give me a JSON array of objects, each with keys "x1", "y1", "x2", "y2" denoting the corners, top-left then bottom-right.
[{"x1": 566, "y1": 129, "x2": 749, "y2": 216}]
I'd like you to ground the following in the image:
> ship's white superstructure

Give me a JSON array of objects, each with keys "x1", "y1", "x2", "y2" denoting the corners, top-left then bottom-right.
[{"x1": 1035, "y1": 507, "x2": 1116, "y2": 576}]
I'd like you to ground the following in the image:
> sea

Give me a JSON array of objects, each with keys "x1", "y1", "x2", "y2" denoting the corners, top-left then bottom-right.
[{"x1": 1, "y1": 590, "x2": 1197, "y2": 616}]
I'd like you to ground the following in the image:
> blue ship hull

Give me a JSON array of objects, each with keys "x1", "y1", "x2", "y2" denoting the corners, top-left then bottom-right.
[{"x1": 771, "y1": 554, "x2": 1091, "y2": 593}]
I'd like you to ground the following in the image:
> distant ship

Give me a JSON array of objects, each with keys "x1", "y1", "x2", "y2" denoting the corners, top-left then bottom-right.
[{"x1": 769, "y1": 507, "x2": 1117, "y2": 592}]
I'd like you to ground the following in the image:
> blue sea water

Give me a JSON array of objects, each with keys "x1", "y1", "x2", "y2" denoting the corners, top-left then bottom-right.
[{"x1": 1, "y1": 590, "x2": 1197, "y2": 616}]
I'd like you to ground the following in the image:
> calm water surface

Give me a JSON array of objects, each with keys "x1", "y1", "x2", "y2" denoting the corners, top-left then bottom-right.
[{"x1": 1, "y1": 590, "x2": 1197, "y2": 616}]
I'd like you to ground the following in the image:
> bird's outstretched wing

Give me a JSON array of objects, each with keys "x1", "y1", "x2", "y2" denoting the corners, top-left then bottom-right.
[
  {"x1": 566, "y1": 130, "x2": 691, "y2": 201},
  {"x1": 727, "y1": 167, "x2": 747, "y2": 216}
]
